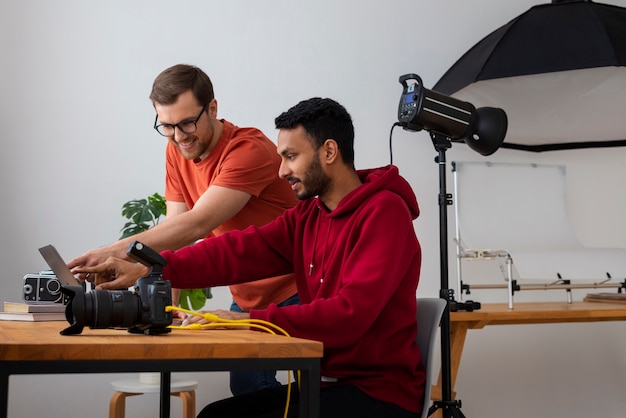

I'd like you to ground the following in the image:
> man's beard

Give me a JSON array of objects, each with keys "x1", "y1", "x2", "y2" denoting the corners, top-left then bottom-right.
[{"x1": 296, "y1": 154, "x2": 330, "y2": 200}]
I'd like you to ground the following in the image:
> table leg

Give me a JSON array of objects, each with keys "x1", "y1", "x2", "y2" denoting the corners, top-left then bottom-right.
[
  {"x1": 160, "y1": 371, "x2": 171, "y2": 418},
  {"x1": 298, "y1": 360, "x2": 320, "y2": 418},
  {"x1": 430, "y1": 322, "x2": 469, "y2": 418},
  {"x1": 0, "y1": 372, "x2": 7, "y2": 418}
]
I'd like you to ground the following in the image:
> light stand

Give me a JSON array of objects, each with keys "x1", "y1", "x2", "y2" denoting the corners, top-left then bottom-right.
[
  {"x1": 396, "y1": 73, "x2": 508, "y2": 418},
  {"x1": 426, "y1": 132, "x2": 466, "y2": 418}
]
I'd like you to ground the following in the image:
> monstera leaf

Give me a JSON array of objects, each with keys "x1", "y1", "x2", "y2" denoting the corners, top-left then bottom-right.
[
  {"x1": 120, "y1": 193, "x2": 166, "y2": 239},
  {"x1": 179, "y1": 288, "x2": 213, "y2": 310}
]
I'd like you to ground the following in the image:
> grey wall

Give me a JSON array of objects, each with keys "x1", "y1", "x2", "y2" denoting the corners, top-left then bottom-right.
[{"x1": 1, "y1": 1, "x2": 626, "y2": 417}]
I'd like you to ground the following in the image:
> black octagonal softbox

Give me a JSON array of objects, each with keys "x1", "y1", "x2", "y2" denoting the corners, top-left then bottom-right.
[{"x1": 434, "y1": 0, "x2": 626, "y2": 152}]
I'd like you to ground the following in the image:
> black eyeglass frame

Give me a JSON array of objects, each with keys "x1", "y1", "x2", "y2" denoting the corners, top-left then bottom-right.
[{"x1": 153, "y1": 104, "x2": 207, "y2": 137}]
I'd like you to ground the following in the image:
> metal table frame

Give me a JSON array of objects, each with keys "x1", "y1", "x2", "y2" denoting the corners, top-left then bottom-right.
[{"x1": 0, "y1": 357, "x2": 320, "y2": 418}]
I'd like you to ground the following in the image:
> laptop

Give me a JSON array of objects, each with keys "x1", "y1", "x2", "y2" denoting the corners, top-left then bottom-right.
[{"x1": 38, "y1": 245, "x2": 82, "y2": 287}]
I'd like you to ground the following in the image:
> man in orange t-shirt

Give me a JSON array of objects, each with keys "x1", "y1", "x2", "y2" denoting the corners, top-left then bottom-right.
[
  {"x1": 68, "y1": 64, "x2": 298, "y2": 395},
  {"x1": 164, "y1": 115, "x2": 297, "y2": 312}
]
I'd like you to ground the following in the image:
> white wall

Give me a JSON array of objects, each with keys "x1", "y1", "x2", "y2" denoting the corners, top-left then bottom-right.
[{"x1": 1, "y1": 1, "x2": 625, "y2": 417}]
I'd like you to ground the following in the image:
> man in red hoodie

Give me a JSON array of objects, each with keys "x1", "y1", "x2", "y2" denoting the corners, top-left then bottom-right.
[{"x1": 78, "y1": 97, "x2": 424, "y2": 418}]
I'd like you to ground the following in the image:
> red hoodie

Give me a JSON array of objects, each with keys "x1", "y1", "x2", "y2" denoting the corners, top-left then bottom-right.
[{"x1": 161, "y1": 165, "x2": 424, "y2": 413}]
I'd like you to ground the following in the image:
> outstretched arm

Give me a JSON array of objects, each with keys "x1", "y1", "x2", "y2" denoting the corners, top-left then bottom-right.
[{"x1": 67, "y1": 185, "x2": 250, "y2": 275}]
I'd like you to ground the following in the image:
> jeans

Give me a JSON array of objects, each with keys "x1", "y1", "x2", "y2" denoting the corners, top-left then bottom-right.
[
  {"x1": 197, "y1": 383, "x2": 420, "y2": 418},
  {"x1": 229, "y1": 293, "x2": 300, "y2": 396}
]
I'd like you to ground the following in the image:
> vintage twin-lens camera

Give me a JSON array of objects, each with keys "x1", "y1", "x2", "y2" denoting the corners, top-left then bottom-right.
[
  {"x1": 23, "y1": 270, "x2": 69, "y2": 304},
  {"x1": 60, "y1": 241, "x2": 172, "y2": 335}
]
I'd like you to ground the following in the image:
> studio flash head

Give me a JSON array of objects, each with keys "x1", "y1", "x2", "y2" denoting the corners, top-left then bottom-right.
[{"x1": 397, "y1": 73, "x2": 508, "y2": 156}]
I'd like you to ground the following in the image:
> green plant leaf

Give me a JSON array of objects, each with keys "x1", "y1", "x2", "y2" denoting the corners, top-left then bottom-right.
[
  {"x1": 122, "y1": 199, "x2": 147, "y2": 219},
  {"x1": 179, "y1": 289, "x2": 209, "y2": 311},
  {"x1": 120, "y1": 194, "x2": 166, "y2": 239},
  {"x1": 147, "y1": 193, "x2": 166, "y2": 218}
]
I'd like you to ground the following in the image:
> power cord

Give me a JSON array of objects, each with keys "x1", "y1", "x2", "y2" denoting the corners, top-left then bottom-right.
[{"x1": 389, "y1": 122, "x2": 404, "y2": 165}]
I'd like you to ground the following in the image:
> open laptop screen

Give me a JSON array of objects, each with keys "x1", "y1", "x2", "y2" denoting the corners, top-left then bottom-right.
[{"x1": 38, "y1": 245, "x2": 82, "y2": 287}]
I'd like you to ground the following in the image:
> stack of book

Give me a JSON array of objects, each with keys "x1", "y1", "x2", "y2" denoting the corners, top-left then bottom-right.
[
  {"x1": 583, "y1": 292, "x2": 626, "y2": 305},
  {"x1": 0, "y1": 301, "x2": 67, "y2": 321}
]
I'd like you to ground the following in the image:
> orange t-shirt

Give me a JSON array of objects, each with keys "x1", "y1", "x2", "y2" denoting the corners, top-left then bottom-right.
[{"x1": 165, "y1": 120, "x2": 298, "y2": 311}]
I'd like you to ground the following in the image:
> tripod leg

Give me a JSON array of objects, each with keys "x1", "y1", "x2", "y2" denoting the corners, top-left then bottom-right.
[
  {"x1": 427, "y1": 403, "x2": 440, "y2": 417},
  {"x1": 449, "y1": 406, "x2": 467, "y2": 418}
]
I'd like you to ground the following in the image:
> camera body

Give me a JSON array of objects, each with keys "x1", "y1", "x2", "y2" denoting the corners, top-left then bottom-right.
[
  {"x1": 132, "y1": 274, "x2": 172, "y2": 331},
  {"x1": 23, "y1": 270, "x2": 68, "y2": 304},
  {"x1": 60, "y1": 241, "x2": 172, "y2": 335}
]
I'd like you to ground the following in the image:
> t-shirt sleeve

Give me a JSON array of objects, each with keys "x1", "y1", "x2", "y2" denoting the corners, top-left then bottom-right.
[{"x1": 212, "y1": 136, "x2": 280, "y2": 198}]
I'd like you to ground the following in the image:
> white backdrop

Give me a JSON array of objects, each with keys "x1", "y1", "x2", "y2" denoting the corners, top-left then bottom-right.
[{"x1": 1, "y1": 1, "x2": 626, "y2": 417}]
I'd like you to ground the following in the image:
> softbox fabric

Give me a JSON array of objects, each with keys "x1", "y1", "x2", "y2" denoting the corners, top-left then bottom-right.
[{"x1": 433, "y1": 0, "x2": 626, "y2": 152}]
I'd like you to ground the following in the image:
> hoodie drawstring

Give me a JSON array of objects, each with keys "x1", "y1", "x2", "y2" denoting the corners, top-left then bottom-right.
[{"x1": 308, "y1": 209, "x2": 332, "y2": 282}]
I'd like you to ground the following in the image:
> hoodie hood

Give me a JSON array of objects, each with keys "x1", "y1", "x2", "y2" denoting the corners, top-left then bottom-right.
[{"x1": 327, "y1": 165, "x2": 419, "y2": 220}]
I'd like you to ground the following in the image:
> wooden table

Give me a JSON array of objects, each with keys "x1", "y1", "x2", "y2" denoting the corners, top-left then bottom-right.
[
  {"x1": 430, "y1": 301, "x2": 626, "y2": 418},
  {"x1": 0, "y1": 321, "x2": 323, "y2": 418}
]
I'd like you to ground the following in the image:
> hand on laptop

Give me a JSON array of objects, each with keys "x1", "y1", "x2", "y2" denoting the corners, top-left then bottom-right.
[
  {"x1": 72, "y1": 257, "x2": 149, "y2": 290},
  {"x1": 67, "y1": 242, "x2": 127, "y2": 282}
]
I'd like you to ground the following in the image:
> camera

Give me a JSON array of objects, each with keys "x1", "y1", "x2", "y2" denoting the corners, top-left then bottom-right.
[
  {"x1": 60, "y1": 241, "x2": 172, "y2": 336},
  {"x1": 23, "y1": 271, "x2": 69, "y2": 304}
]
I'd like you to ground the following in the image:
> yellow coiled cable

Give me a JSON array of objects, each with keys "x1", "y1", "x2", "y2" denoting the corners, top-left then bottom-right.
[{"x1": 166, "y1": 306, "x2": 300, "y2": 418}]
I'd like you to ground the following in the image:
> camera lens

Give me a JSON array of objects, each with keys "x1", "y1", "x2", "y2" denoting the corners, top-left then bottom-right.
[
  {"x1": 46, "y1": 279, "x2": 61, "y2": 295},
  {"x1": 83, "y1": 290, "x2": 141, "y2": 329}
]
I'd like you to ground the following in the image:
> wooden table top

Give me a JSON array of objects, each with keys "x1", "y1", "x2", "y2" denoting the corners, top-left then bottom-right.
[
  {"x1": 0, "y1": 321, "x2": 323, "y2": 362},
  {"x1": 450, "y1": 301, "x2": 626, "y2": 328}
]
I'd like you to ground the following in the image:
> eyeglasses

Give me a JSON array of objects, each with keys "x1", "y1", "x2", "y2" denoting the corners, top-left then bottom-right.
[{"x1": 154, "y1": 104, "x2": 207, "y2": 137}]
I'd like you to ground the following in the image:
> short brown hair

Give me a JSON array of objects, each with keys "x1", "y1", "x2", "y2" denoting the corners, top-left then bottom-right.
[{"x1": 149, "y1": 64, "x2": 214, "y2": 106}]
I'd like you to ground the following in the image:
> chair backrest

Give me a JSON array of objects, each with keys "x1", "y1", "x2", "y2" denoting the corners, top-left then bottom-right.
[{"x1": 416, "y1": 297, "x2": 446, "y2": 418}]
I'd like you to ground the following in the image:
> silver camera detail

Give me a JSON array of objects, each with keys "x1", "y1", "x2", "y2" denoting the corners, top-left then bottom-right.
[{"x1": 23, "y1": 270, "x2": 68, "y2": 304}]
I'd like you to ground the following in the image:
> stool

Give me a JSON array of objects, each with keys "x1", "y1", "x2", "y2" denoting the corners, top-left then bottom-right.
[{"x1": 109, "y1": 376, "x2": 198, "y2": 418}]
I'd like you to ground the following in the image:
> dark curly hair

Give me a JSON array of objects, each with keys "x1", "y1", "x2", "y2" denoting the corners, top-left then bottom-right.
[{"x1": 275, "y1": 97, "x2": 355, "y2": 166}]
